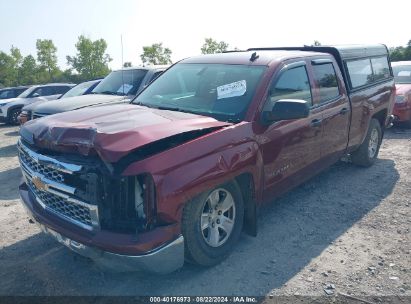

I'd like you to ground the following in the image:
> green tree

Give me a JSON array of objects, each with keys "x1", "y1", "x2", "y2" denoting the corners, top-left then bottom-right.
[
  {"x1": 201, "y1": 38, "x2": 229, "y2": 54},
  {"x1": 0, "y1": 51, "x2": 14, "y2": 87},
  {"x1": 0, "y1": 46, "x2": 25, "y2": 86},
  {"x1": 140, "y1": 43, "x2": 172, "y2": 65},
  {"x1": 123, "y1": 61, "x2": 132, "y2": 67},
  {"x1": 312, "y1": 40, "x2": 322, "y2": 46},
  {"x1": 19, "y1": 55, "x2": 38, "y2": 85},
  {"x1": 389, "y1": 40, "x2": 411, "y2": 61},
  {"x1": 36, "y1": 39, "x2": 59, "y2": 82},
  {"x1": 67, "y1": 35, "x2": 112, "y2": 81}
]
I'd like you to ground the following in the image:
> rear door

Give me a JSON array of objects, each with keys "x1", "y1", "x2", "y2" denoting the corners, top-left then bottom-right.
[
  {"x1": 261, "y1": 60, "x2": 324, "y2": 200},
  {"x1": 309, "y1": 58, "x2": 350, "y2": 165}
]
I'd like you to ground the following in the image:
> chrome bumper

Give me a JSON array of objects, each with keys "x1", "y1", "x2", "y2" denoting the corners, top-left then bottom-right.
[{"x1": 22, "y1": 203, "x2": 185, "y2": 274}]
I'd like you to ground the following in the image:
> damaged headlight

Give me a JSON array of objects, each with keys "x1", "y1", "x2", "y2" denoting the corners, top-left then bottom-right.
[{"x1": 99, "y1": 173, "x2": 157, "y2": 233}]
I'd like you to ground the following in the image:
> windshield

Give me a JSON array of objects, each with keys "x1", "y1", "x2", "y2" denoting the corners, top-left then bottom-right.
[
  {"x1": 393, "y1": 65, "x2": 411, "y2": 84},
  {"x1": 61, "y1": 81, "x2": 97, "y2": 98},
  {"x1": 92, "y1": 69, "x2": 148, "y2": 96},
  {"x1": 17, "y1": 86, "x2": 37, "y2": 98},
  {"x1": 134, "y1": 63, "x2": 266, "y2": 122}
]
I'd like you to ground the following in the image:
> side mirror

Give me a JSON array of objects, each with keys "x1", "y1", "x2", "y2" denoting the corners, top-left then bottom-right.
[
  {"x1": 31, "y1": 93, "x2": 40, "y2": 98},
  {"x1": 261, "y1": 99, "x2": 310, "y2": 125}
]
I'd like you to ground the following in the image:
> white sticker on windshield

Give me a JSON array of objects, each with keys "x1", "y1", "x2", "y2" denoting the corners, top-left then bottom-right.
[
  {"x1": 217, "y1": 80, "x2": 246, "y2": 100},
  {"x1": 398, "y1": 71, "x2": 411, "y2": 77},
  {"x1": 117, "y1": 84, "x2": 133, "y2": 94}
]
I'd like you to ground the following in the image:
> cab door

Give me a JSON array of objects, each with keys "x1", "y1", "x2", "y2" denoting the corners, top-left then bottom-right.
[
  {"x1": 309, "y1": 58, "x2": 350, "y2": 165},
  {"x1": 260, "y1": 60, "x2": 324, "y2": 201}
]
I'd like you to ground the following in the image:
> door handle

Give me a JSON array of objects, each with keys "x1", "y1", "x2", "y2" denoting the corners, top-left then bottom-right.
[
  {"x1": 340, "y1": 108, "x2": 349, "y2": 115},
  {"x1": 310, "y1": 119, "x2": 322, "y2": 128}
]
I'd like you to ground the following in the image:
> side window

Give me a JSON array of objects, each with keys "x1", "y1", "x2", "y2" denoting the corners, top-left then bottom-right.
[
  {"x1": 346, "y1": 59, "x2": 373, "y2": 89},
  {"x1": 264, "y1": 65, "x2": 312, "y2": 110},
  {"x1": 34, "y1": 86, "x2": 55, "y2": 96},
  {"x1": 54, "y1": 86, "x2": 71, "y2": 94},
  {"x1": 0, "y1": 90, "x2": 14, "y2": 99},
  {"x1": 312, "y1": 63, "x2": 339, "y2": 103},
  {"x1": 149, "y1": 71, "x2": 163, "y2": 83},
  {"x1": 371, "y1": 56, "x2": 390, "y2": 81},
  {"x1": 15, "y1": 88, "x2": 27, "y2": 96}
]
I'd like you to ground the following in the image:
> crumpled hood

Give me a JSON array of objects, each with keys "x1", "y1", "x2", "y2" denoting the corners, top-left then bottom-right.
[
  {"x1": 20, "y1": 104, "x2": 232, "y2": 163},
  {"x1": 395, "y1": 84, "x2": 411, "y2": 95},
  {"x1": 32, "y1": 94, "x2": 126, "y2": 115}
]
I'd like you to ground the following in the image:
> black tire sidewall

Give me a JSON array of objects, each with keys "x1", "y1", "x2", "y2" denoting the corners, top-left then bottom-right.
[
  {"x1": 352, "y1": 118, "x2": 382, "y2": 167},
  {"x1": 366, "y1": 119, "x2": 382, "y2": 161},
  {"x1": 9, "y1": 108, "x2": 21, "y2": 125},
  {"x1": 182, "y1": 181, "x2": 244, "y2": 266}
]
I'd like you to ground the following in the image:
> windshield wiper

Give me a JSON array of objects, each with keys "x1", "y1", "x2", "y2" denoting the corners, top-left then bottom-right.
[{"x1": 98, "y1": 91, "x2": 125, "y2": 96}]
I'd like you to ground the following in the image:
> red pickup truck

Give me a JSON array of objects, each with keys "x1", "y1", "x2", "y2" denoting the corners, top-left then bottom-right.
[{"x1": 18, "y1": 45, "x2": 395, "y2": 273}]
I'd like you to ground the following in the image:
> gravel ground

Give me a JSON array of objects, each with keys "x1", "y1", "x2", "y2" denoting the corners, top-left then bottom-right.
[{"x1": 0, "y1": 123, "x2": 409, "y2": 299}]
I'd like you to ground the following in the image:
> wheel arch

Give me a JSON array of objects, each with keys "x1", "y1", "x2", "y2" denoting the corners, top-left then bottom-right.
[
  {"x1": 7, "y1": 104, "x2": 24, "y2": 119},
  {"x1": 235, "y1": 172, "x2": 257, "y2": 237}
]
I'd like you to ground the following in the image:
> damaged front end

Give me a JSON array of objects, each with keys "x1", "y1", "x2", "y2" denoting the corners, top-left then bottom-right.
[
  {"x1": 17, "y1": 106, "x2": 234, "y2": 272},
  {"x1": 18, "y1": 138, "x2": 157, "y2": 234}
]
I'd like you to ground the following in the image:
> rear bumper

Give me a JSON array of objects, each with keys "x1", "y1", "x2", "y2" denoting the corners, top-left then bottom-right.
[{"x1": 19, "y1": 181, "x2": 185, "y2": 274}]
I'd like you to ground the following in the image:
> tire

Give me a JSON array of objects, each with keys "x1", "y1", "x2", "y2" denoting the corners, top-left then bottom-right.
[
  {"x1": 8, "y1": 108, "x2": 21, "y2": 125},
  {"x1": 182, "y1": 181, "x2": 244, "y2": 266},
  {"x1": 351, "y1": 118, "x2": 382, "y2": 167}
]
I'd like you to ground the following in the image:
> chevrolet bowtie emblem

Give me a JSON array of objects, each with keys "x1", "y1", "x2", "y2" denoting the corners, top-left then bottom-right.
[{"x1": 32, "y1": 175, "x2": 48, "y2": 191}]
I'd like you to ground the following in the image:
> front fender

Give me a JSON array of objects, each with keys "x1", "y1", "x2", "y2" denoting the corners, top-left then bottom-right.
[{"x1": 121, "y1": 122, "x2": 263, "y2": 227}]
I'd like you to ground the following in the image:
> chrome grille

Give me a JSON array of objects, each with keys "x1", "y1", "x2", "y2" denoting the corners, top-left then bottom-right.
[
  {"x1": 18, "y1": 140, "x2": 99, "y2": 231},
  {"x1": 19, "y1": 147, "x2": 64, "y2": 183},
  {"x1": 27, "y1": 180, "x2": 93, "y2": 227}
]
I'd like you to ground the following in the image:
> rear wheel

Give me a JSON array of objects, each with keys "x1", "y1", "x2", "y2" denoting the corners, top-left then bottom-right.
[
  {"x1": 351, "y1": 118, "x2": 382, "y2": 167},
  {"x1": 8, "y1": 108, "x2": 21, "y2": 125},
  {"x1": 182, "y1": 181, "x2": 244, "y2": 266}
]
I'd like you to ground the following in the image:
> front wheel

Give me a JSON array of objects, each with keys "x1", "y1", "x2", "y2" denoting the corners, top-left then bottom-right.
[
  {"x1": 182, "y1": 181, "x2": 244, "y2": 266},
  {"x1": 8, "y1": 108, "x2": 21, "y2": 125},
  {"x1": 351, "y1": 118, "x2": 382, "y2": 167}
]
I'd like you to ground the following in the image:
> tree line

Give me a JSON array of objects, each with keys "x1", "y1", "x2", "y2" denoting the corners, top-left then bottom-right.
[{"x1": 2, "y1": 37, "x2": 410, "y2": 88}]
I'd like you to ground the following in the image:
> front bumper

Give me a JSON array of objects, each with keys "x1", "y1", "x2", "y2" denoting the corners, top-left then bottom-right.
[
  {"x1": 39, "y1": 222, "x2": 184, "y2": 274},
  {"x1": 18, "y1": 113, "x2": 29, "y2": 125},
  {"x1": 393, "y1": 104, "x2": 411, "y2": 122},
  {"x1": 19, "y1": 182, "x2": 185, "y2": 274},
  {"x1": 0, "y1": 111, "x2": 7, "y2": 123}
]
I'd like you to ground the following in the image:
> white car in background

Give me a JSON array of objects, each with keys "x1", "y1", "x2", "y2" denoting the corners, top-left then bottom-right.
[{"x1": 0, "y1": 83, "x2": 74, "y2": 125}]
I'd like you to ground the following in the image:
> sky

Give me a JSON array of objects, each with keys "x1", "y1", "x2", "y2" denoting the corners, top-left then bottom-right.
[{"x1": 0, "y1": 0, "x2": 410, "y2": 70}]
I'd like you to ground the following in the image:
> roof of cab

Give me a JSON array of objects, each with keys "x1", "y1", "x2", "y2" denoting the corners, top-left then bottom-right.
[{"x1": 180, "y1": 50, "x2": 328, "y2": 66}]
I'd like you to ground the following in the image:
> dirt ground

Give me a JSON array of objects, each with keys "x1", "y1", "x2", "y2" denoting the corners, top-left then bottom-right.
[{"x1": 0, "y1": 122, "x2": 409, "y2": 299}]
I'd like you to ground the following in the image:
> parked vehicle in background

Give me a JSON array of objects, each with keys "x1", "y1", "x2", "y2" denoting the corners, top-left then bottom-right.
[
  {"x1": 18, "y1": 45, "x2": 394, "y2": 274},
  {"x1": 30, "y1": 66, "x2": 167, "y2": 119},
  {"x1": 18, "y1": 79, "x2": 102, "y2": 124},
  {"x1": 0, "y1": 83, "x2": 74, "y2": 125},
  {"x1": 0, "y1": 86, "x2": 31, "y2": 100},
  {"x1": 392, "y1": 61, "x2": 411, "y2": 127}
]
